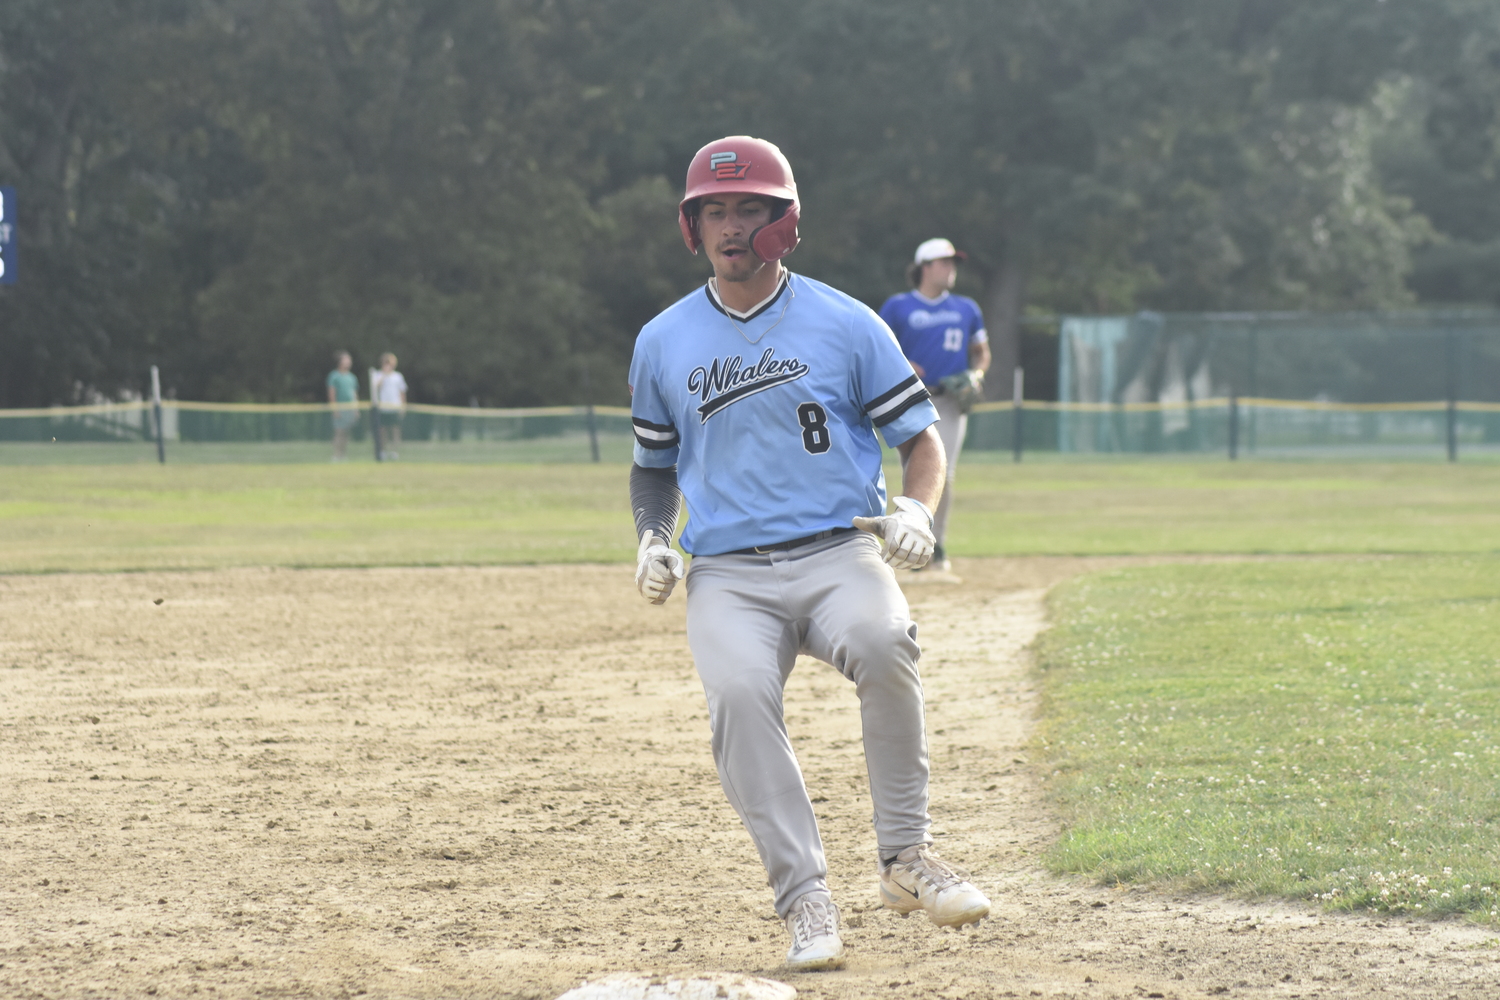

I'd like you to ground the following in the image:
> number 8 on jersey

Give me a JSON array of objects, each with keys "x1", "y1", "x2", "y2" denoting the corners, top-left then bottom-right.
[{"x1": 797, "y1": 402, "x2": 830, "y2": 454}]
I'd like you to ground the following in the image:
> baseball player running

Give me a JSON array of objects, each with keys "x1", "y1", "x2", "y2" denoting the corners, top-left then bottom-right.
[
  {"x1": 629, "y1": 136, "x2": 990, "y2": 972},
  {"x1": 879, "y1": 240, "x2": 991, "y2": 573}
]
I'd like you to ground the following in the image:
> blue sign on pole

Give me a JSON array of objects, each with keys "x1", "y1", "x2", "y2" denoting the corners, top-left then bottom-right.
[{"x1": 0, "y1": 187, "x2": 15, "y2": 285}]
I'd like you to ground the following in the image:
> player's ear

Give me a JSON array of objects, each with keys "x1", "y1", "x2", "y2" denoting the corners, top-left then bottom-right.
[{"x1": 678, "y1": 197, "x2": 702, "y2": 255}]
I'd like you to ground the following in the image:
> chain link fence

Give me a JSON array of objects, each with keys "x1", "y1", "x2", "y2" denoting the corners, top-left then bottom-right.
[
  {"x1": 0, "y1": 402, "x2": 635, "y2": 463},
  {"x1": 6, "y1": 309, "x2": 1500, "y2": 463}
]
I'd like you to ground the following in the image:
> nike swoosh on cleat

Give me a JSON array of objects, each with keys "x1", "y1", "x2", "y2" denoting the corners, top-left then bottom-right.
[{"x1": 883, "y1": 882, "x2": 920, "y2": 901}]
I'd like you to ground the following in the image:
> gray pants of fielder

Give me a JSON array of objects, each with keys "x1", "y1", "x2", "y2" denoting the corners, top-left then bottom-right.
[
  {"x1": 927, "y1": 392, "x2": 967, "y2": 548},
  {"x1": 685, "y1": 531, "x2": 931, "y2": 916}
]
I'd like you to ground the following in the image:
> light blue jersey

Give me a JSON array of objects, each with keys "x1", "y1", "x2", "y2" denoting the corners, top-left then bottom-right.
[{"x1": 630, "y1": 271, "x2": 938, "y2": 556}]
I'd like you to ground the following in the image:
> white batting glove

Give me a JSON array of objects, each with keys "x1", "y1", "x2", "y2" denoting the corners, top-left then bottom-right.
[
  {"x1": 635, "y1": 530, "x2": 686, "y2": 605},
  {"x1": 852, "y1": 496, "x2": 936, "y2": 570}
]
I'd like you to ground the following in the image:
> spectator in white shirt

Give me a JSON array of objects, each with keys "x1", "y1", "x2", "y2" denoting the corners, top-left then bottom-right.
[{"x1": 373, "y1": 352, "x2": 408, "y2": 460}]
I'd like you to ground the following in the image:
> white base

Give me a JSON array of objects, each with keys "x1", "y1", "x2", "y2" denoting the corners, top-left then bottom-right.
[{"x1": 555, "y1": 972, "x2": 796, "y2": 1000}]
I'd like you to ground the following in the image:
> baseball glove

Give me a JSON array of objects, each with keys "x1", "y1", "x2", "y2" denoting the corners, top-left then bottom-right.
[{"x1": 937, "y1": 369, "x2": 984, "y2": 413}]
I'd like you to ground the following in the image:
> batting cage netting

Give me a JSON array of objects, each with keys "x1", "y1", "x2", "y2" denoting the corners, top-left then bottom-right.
[{"x1": 1043, "y1": 308, "x2": 1500, "y2": 459}]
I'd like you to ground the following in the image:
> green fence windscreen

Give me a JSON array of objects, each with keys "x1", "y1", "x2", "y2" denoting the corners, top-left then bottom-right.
[{"x1": 1059, "y1": 310, "x2": 1500, "y2": 406}]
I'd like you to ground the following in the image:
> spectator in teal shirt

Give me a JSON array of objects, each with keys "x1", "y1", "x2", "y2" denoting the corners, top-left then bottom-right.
[{"x1": 326, "y1": 351, "x2": 359, "y2": 461}]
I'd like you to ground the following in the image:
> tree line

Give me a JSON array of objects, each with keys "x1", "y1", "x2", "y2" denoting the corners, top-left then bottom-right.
[{"x1": 1, "y1": 0, "x2": 1497, "y2": 408}]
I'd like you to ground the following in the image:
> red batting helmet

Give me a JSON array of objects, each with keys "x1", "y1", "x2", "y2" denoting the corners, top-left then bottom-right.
[{"x1": 678, "y1": 135, "x2": 800, "y2": 261}]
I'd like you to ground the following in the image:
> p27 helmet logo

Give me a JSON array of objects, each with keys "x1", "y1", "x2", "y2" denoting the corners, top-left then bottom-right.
[{"x1": 710, "y1": 151, "x2": 751, "y2": 180}]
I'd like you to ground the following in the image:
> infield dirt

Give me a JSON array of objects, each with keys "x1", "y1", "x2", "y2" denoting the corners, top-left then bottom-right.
[{"x1": 3, "y1": 558, "x2": 1497, "y2": 999}]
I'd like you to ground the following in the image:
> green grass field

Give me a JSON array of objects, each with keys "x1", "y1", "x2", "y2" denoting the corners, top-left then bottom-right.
[
  {"x1": 2, "y1": 460, "x2": 1498, "y2": 573},
  {"x1": 1040, "y1": 557, "x2": 1500, "y2": 922},
  {"x1": 948, "y1": 460, "x2": 1500, "y2": 556},
  {"x1": 0, "y1": 463, "x2": 635, "y2": 572}
]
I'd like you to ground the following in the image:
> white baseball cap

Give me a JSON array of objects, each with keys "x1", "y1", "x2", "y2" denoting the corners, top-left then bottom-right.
[{"x1": 913, "y1": 238, "x2": 966, "y2": 265}]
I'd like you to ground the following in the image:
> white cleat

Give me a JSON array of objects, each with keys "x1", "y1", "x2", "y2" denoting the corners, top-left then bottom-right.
[
  {"x1": 784, "y1": 891, "x2": 845, "y2": 971},
  {"x1": 879, "y1": 845, "x2": 991, "y2": 928}
]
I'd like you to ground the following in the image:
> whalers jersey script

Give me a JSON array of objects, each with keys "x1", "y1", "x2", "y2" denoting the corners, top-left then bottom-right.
[{"x1": 630, "y1": 272, "x2": 938, "y2": 556}]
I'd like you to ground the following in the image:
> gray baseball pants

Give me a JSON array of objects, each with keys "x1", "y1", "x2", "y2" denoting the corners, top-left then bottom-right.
[
  {"x1": 927, "y1": 392, "x2": 967, "y2": 547},
  {"x1": 684, "y1": 531, "x2": 931, "y2": 917}
]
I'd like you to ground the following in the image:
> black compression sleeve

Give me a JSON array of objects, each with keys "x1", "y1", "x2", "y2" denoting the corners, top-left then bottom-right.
[{"x1": 630, "y1": 463, "x2": 682, "y2": 543}]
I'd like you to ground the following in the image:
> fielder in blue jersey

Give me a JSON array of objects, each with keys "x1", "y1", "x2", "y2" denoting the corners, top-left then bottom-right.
[
  {"x1": 879, "y1": 239, "x2": 992, "y2": 572},
  {"x1": 628, "y1": 136, "x2": 991, "y2": 972}
]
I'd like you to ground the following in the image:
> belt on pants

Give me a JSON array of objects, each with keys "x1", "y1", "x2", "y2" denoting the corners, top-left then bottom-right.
[{"x1": 725, "y1": 526, "x2": 859, "y2": 557}]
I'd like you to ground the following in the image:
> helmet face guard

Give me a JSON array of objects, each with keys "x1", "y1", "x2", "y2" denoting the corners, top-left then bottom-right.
[{"x1": 678, "y1": 136, "x2": 800, "y2": 262}]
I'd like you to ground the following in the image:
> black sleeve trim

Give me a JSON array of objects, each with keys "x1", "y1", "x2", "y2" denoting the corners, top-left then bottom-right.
[
  {"x1": 630, "y1": 463, "x2": 682, "y2": 543},
  {"x1": 871, "y1": 388, "x2": 931, "y2": 427},
  {"x1": 865, "y1": 374, "x2": 932, "y2": 428},
  {"x1": 632, "y1": 416, "x2": 680, "y2": 450},
  {"x1": 865, "y1": 373, "x2": 922, "y2": 412}
]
